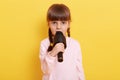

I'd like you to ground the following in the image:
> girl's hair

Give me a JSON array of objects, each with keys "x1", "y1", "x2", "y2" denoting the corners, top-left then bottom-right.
[{"x1": 47, "y1": 4, "x2": 71, "y2": 52}]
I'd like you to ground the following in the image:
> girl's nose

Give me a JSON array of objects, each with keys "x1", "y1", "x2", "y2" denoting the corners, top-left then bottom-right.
[{"x1": 56, "y1": 23, "x2": 61, "y2": 29}]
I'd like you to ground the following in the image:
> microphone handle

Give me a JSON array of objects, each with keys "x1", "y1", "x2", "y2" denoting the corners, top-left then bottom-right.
[{"x1": 57, "y1": 52, "x2": 63, "y2": 62}]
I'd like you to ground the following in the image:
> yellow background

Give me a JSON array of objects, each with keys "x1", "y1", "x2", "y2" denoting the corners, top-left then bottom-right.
[{"x1": 0, "y1": 0, "x2": 120, "y2": 80}]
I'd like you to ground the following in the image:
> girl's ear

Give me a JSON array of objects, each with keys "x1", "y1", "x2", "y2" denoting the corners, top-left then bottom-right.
[
  {"x1": 47, "y1": 21, "x2": 49, "y2": 25},
  {"x1": 47, "y1": 22, "x2": 49, "y2": 26}
]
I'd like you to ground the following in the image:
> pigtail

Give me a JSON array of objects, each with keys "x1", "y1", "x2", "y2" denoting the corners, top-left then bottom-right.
[
  {"x1": 67, "y1": 28, "x2": 70, "y2": 37},
  {"x1": 47, "y1": 28, "x2": 54, "y2": 52}
]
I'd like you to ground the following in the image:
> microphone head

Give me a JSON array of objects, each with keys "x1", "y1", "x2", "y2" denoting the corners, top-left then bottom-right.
[{"x1": 53, "y1": 31, "x2": 66, "y2": 48}]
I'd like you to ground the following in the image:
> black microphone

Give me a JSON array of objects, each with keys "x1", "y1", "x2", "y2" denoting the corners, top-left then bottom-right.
[{"x1": 53, "y1": 31, "x2": 66, "y2": 62}]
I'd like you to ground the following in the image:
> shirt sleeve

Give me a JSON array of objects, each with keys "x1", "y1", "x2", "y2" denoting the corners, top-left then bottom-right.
[
  {"x1": 76, "y1": 42, "x2": 85, "y2": 80},
  {"x1": 39, "y1": 41, "x2": 57, "y2": 75}
]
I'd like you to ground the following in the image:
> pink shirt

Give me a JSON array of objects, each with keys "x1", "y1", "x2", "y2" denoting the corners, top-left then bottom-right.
[{"x1": 39, "y1": 37, "x2": 85, "y2": 80}]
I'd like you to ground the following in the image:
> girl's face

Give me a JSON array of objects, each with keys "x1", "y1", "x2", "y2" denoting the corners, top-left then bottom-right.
[{"x1": 48, "y1": 20, "x2": 70, "y2": 36}]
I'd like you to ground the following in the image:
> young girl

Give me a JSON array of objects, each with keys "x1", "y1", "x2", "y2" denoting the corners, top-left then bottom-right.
[{"x1": 39, "y1": 4, "x2": 85, "y2": 80}]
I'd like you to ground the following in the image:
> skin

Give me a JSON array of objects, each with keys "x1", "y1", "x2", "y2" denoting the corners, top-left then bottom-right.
[{"x1": 48, "y1": 20, "x2": 70, "y2": 57}]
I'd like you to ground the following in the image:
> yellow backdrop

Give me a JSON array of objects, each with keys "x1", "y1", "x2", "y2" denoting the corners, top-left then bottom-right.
[{"x1": 0, "y1": 0, "x2": 120, "y2": 80}]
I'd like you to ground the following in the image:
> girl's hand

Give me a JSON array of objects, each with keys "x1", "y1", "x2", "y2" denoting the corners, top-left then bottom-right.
[{"x1": 49, "y1": 43, "x2": 64, "y2": 57}]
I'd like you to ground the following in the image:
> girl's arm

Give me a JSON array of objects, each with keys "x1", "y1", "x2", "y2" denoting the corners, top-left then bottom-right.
[
  {"x1": 39, "y1": 41, "x2": 56, "y2": 75},
  {"x1": 76, "y1": 42, "x2": 85, "y2": 80}
]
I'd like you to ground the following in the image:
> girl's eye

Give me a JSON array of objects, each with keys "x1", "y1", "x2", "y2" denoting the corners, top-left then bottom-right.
[
  {"x1": 62, "y1": 21, "x2": 66, "y2": 24},
  {"x1": 52, "y1": 21, "x2": 57, "y2": 24}
]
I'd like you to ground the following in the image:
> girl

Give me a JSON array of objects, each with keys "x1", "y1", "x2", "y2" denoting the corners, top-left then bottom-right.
[{"x1": 39, "y1": 4, "x2": 85, "y2": 80}]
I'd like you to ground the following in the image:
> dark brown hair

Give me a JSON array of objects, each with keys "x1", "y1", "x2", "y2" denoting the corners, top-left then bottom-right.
[{"x1": 47, "y1": 4, "x2": 71, "y2": 51}]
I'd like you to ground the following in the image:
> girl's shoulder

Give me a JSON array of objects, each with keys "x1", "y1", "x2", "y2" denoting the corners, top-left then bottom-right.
[
  {"x1": 66, "y1": 37, "x2": 81, "y2": 47},
  {"x1": 40, "y1": 37, "x2": 50, "y2": 48},
  {"x1": 41, "y1": 37, "x2": 49, "y2": 44},
  {"x1": 67, "y1": 37, "x2": 80, "y2": 44}
]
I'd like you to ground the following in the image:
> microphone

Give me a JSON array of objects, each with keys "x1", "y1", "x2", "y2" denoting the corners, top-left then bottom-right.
[{"x1": 53, "y1": 31, "x2": 66, "y2": 62}]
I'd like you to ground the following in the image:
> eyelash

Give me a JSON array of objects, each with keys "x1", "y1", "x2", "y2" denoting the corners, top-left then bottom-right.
[
  {"x1": 53, "y1": 22, "x2": 57, "y2": 24},
  {"x1": 62, "y1": 21, "x2": 65, "y2": 24}
]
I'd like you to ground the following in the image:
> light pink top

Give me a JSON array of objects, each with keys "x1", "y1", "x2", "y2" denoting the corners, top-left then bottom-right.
[{"x1": 39, "y1": 37, "x2": 85, "y2": 80}]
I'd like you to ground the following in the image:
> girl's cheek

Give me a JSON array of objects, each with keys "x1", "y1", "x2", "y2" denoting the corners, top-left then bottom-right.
[{"x1": 53, "y1": 30, "x2": 56, "y2": 35}]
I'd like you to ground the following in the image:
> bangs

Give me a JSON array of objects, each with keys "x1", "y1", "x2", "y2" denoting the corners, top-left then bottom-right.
[{"x1": 47, "y1": 4, "x2": 71, "y2": 21}]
